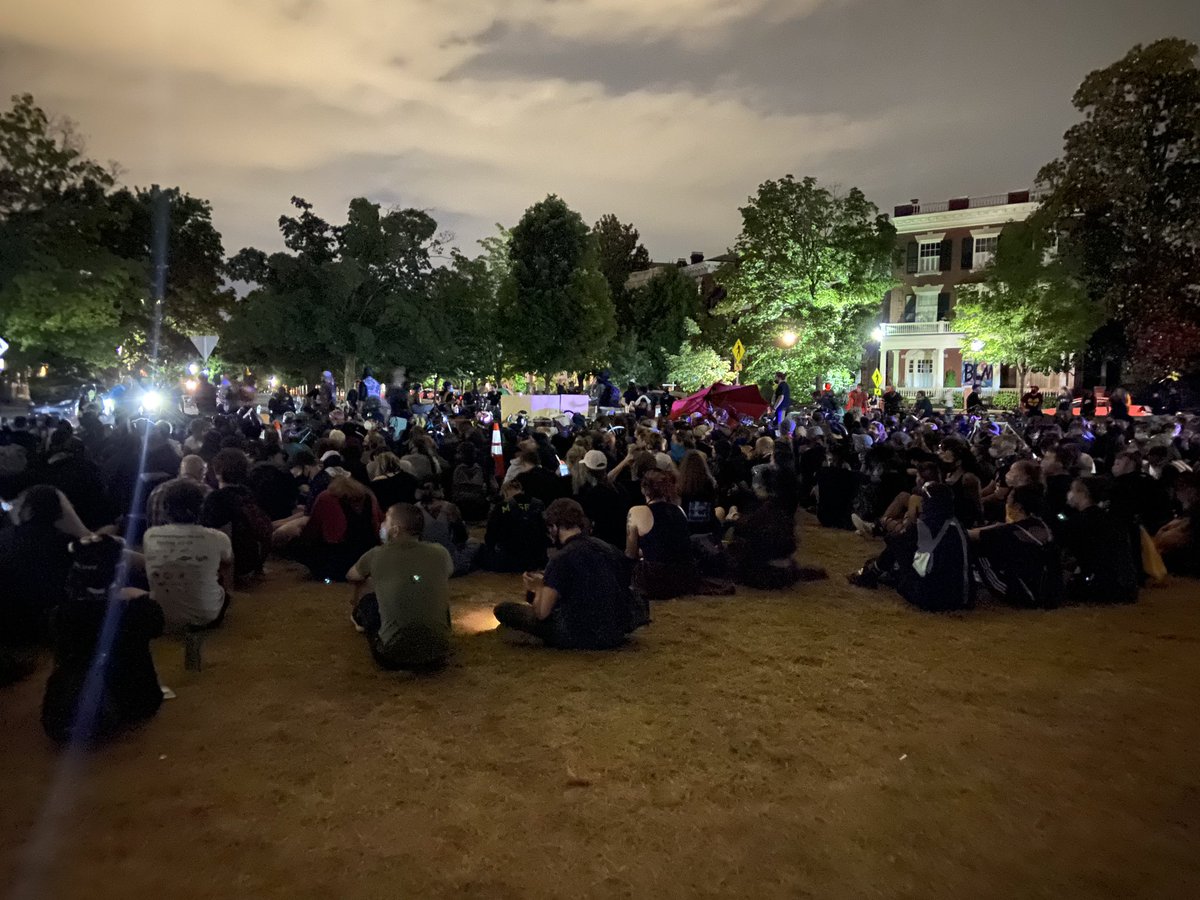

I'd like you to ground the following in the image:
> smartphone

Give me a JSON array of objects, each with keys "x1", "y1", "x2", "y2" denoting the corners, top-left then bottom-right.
[{"x1": 558, "y1": 462, "x2": 569, "y2": 477}]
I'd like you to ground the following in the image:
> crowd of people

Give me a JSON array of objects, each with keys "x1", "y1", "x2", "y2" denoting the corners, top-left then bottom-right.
[{"x1": 1, "y1": 374, "x2": 1197, "y2": 745}]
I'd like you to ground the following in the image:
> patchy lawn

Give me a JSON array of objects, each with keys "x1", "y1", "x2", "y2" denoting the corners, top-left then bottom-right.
[{"x1": 2, "y1": 516, "x2": 1199, "y2": 899}]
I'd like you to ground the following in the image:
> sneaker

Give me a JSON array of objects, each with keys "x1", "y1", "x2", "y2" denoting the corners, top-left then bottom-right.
[
  {"x1": 350, "y1": 610, "x2": 365, "y2": 634},
  {"x1": 846, "y1": 567, "x2": 879, "y2": 589},
  {"x1": 851, "y1": 513, "x2": 875, "y2": 539}
]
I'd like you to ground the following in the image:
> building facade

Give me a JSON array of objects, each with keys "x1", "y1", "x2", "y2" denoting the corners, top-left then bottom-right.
[{"x1": 880, "y1": 189, "x2": 1065, "y2": 399}]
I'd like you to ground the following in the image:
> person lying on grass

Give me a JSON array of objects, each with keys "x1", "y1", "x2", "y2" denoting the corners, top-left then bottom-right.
[{"x1": 493, "y1": 498, "x2": 647, "y2": 649}]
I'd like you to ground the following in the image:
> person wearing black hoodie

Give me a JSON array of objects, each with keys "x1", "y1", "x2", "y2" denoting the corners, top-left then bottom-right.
[
  {"x1": 896, "y1": 483, "x2": 971, "y2": 611},
  {"x1": 42, "y1": 535, "x2": 165, "y2": 744}
]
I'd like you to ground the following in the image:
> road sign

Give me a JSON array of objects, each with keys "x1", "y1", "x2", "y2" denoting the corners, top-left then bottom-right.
[
  {"x1": 0, "y1": 336, "x2": 8, "y2": 358},
  {"x1": 190, "y1": 334, "x2": 219, "y2": 360},
  {"x1": 871, "y1": 368, "x2": 882, "y2": 389},
  {"x1": 732, "y1": 339, "x2": 745, "y2": 367}
]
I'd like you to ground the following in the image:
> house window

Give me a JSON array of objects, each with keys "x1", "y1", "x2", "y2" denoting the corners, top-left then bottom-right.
[
  {"x1": 915, "y1": 292, "x2": 938, "y2": 322},
  {"x1": 917, "y1": 241, "x2": 940, "y2": 274},
  {"x1": 973, "y1": 236, "x2": 999, "y2": 269}
]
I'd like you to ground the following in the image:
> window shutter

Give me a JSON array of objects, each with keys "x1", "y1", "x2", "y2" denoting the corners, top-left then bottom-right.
[
  {"x1": 903, "y1": 294, "x2": 916, "y2": 323},
  {"x1": 939, "y1": 238, "x2": 953, "y2": 271},
  {"x1": 937, "y1": 291, "x2": 950, "y2": 321},
  {"x1": 905, "y1": 241, "x2": 918, "y2": 274},
  {"x1": 960, "y1": 236, "x2": 974, "y2": 270}
]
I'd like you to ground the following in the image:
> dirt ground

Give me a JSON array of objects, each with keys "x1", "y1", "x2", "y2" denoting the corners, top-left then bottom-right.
[{"x1": 2, "y1": 515, "x2": 1199, "y2": 900}]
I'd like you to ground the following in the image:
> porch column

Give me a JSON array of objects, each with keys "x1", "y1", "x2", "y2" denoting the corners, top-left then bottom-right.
[
  {"x1": 935, "y1": 347, "x2": 945, "y2": 395},
  {"x1": 890, "y1": 350, "x2": 901, "y2": 387}
]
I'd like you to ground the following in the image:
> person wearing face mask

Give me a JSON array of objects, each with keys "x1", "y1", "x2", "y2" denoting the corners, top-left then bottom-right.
[
  {"x1": 1058, "y1": 477, "x2": 1138, "y2": 604},
  {"x1": 968, "y1": 484, "x2": 1061, "y2": 608},
  {"x1": 936, "y1": 437, "x2": 983, "y2": 528},
  {"x1": 347, "y1": 503, "x2": 453, "y2": 671},
  {"x1": 493, "y1": 499, "x2": 645, "y2": 649}
]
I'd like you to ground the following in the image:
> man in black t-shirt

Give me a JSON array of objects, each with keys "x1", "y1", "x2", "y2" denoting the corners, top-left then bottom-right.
[
  {"x1": 969, "y1": 484, "x2": 1059, "y2": 608},
  {"x1": 493, "y1": 499, "x2": 644, "y2": 649}
]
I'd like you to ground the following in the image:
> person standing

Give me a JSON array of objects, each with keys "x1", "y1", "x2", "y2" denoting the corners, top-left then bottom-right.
[
  {"x1": 845, "y1": 383, "x2": 868, "y2": 417},
  {"x1": 1021, "y1": 384, "x2": 1044, "y2": 418},
  {"x1": 771, "y1": 371, "x2": 791, "y2": 430}
]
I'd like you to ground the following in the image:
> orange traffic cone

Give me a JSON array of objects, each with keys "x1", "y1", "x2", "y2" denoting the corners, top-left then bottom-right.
[{"x1": 491, "y1": 421, "x2": 504, "y2": 478}]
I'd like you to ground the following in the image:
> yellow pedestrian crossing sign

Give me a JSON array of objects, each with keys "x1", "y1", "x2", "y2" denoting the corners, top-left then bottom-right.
[
  {"x1": 871, "y1": 368, "x2": 882, "y2": 388},
  {"x1": 731, "y1": 339, "x2": 745, "y2": 367}
]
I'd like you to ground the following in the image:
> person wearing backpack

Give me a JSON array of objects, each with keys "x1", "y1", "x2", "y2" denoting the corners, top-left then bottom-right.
[
  {"x1": 43, "y1": 534, "x2": 165, "y2": 744},
  {"x1": 200, "y1": 448, "x2": 272, "y2": 582},
  {"x1": 897, "y1": 483, "x2": 971, "y2": 611}
]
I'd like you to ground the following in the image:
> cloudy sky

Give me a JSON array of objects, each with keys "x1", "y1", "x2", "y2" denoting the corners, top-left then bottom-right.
[{"x1": 2, "y1": 0, "x2": 1197, "y2": 260}]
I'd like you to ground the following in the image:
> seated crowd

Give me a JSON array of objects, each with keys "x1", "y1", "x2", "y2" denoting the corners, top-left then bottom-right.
[{"x1": 1, "y1": 380, "x2": 1198, "y2": 746}]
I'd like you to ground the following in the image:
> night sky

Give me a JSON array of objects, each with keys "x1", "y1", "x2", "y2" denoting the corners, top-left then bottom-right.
[{"x1": 3, "y1": 0, "x2": 1197, "y2": 259}]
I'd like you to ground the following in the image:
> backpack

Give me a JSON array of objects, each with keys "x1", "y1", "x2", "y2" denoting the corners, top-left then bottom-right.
[{"x1": 229, "y1": 494, "x2": 273, "y2": 578}]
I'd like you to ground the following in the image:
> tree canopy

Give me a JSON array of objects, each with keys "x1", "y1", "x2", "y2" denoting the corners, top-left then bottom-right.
[
  {"x1": 1036, "y1": 37, "x2": 1200, "y2": 378},
  {"x1": 223, "y1": 197, "x2": 442, "y2": 384},
  {"x1": 497, "y1": 195, "x2": 616, "y2": 385},
  {"x1": 955, "y1": 220, "x2": 1102, "y2": 394},
  {"x1": 715, "y1": 175, "x2": 896, "y2": 393}
]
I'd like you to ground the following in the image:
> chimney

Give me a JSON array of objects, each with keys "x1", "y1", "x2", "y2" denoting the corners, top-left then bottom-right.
[
  {"x1": 676, "y1": 258, "x2": 687, "y2": 267},
  {"x1": 690, "y1": 251, "x2": 704, "y2": 265}
]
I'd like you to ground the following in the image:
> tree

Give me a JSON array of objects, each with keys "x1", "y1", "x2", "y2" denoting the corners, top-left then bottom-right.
[
  {"x1": 715, "y1": 175, "x2": 896, "y2": 392},
  {"x1": 222, "y1": 197, "x2": 442, "y2": 384},
  {"x1": 497, "y1": 195, "x2": 616, "y2": 385},
  {"x1": 431, "y1": 226, "x2": 511, "y2": 385},
  {"x1": 593, "y1": 213, "x2": 650, "y2": 326},
  {"x1": 1036, "y1": 38, "x2": 1200, "y2": 379},
  {"x1": 629, "y1": 264, "x2": 705, "y2": 382},
  {"x1": 955, "y1": 221, "x2": 1102, "y2": 395},
  {"x1": 664, "y1": 319, "x2": 733, "y2": 390}
]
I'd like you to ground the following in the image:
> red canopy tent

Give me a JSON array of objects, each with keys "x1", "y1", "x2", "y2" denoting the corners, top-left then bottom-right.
[{"x1": 670, "y1": 382, "x2": 770, "y2": 421}]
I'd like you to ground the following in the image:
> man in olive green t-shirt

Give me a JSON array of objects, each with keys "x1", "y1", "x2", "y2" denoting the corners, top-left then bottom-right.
[{"x1": 348, "y1": 503, "x2": 453, "y2": 670}]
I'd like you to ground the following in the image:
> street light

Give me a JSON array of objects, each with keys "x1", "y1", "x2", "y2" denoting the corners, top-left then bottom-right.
[
  {"x1": 871, "y1": 326, "x2": 884, "y2": 342},
  {"x1": 188, "y1": 362, "x2": 200, "y2": 376},
  {"x1": 779, "y1": 329, "x2": 798, "y2": 348}
]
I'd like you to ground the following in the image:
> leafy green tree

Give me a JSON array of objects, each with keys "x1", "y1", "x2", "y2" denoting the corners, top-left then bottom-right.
[
  {"x1": 955, "y1": 221, "x2": 1102, "y2": 395},
  {"x1": 431, "y1": 228, "x2": 511, "y2": 385},
  {"x1": 498, "y1": 195, "x2": 616, "y2": 386},
  {"x1": 223, "y1": 197, "x2": 442, "y2": 384},
  {"x1": 663, "y1": 319, "x2": 732, "y2": 390},
  {"x1": 1036, "y1": 38, "x2": 1200, "y2": 378},
  {"x1": 593, "y1": 213, "x2": 650, "y2": 326},
  {"x1": 629, "y1": 264, "x2": 705, "y2": 382},
  {"x1": 715, "y1": 175, "x2": 896, "y2": 392}
]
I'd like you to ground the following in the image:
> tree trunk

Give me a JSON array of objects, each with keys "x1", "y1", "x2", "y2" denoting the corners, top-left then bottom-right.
[
  {"x1": 343, "y1": 355, "x2": 357, "y2": 396},
  {"x1": 1017, "y1": 364, "x2": 1027, "y2": 396}
]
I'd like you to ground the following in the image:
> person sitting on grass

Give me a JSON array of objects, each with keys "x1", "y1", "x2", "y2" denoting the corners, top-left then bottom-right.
[
  {"x1": 296, "y1": 475, "x2": 382, "y2": 583},
  {"x1": 1153, "y1": 471, "x2": 1200, "y2": 578},
  {"x1": 895, "y1": 482, "x2": 971, "y2": 612},
  {"x1": 143, "y1": 479, "x2": 234, "y2": 631},
  {"x1": 626, "y1": 468, "x2": 699, "y2": 599},
  {"x1": 493, "y1": 498, "x2": 645, "y2": 649},
  {"x1": 347, "y1": 503, "x2": 453, "y2": 672},
  {"x1": 42, "y1": 534, "x2": 165, "y2": 745},
  {"x1": 1058, "y1": 476, "x2": 1139, "y2": 604},
  {"x1": 968, "y1": 483, "x2": 1060, "y2": 608},
  {"x1": 200, "y1": 447, "x2": 272, "y2": 581},
  {"x1": 728, "y1": 466, "x2": 826, "y2": 589},
  {"x1": 479, "y1": 479, "x2": 548, "y2": 573},
  {"x1": 416, "y1": 482, "x2": 481, "y2": 577}
]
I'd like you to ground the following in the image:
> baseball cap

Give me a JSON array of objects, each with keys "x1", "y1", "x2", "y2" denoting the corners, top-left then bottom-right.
[{"x1": 582, "y1": 450, "x2": 608, "y2": 471}]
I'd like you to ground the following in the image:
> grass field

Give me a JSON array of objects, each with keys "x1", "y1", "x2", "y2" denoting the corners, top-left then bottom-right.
[{"x1": 3, "y1": 516, "x2": 1199, "y2": 899}]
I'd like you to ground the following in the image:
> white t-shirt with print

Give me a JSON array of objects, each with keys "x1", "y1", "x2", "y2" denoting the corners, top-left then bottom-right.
[{"x1": 144, "y1": 524, "x2": 232, "y2": 629}]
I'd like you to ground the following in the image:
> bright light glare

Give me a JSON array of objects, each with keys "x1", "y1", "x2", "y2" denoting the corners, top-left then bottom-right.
[
  {"x1": 779, "y1": 330, "x2": 798, "y2": 348},
  {"x1": 970, "y1": 339, "x2": 986, "y2": 353},
  {"x1": 870, "y1": 326, "x2": 884, "y2": 342},
  {"x1": 101, "y1": 398, "x2": 115, "y2": 415},
  {"x1": 187, "y1": 363, "x2": 199, "y2": 376},
  {"x1": 142, "y1": 390, "x2": 163, "y2": 412},
  {"x1": 185, "y1": 379, "x2": 198, "y2": 392}
]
